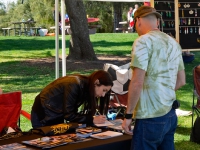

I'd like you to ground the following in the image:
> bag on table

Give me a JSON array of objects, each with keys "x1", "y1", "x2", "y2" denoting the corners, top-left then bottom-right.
[{"x1": 31, "y1": 123, "x2": 79, "y2": 136}]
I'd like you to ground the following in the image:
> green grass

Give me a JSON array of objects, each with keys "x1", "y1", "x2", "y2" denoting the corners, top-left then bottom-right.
[{"x1": 1, "y1": 33, "x2": 200, "y2": 149}]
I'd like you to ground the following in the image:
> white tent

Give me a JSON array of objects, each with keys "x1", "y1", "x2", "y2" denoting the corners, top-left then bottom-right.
[{"x1": 55, "y1": 0, "x2": 151, "y2": 79}]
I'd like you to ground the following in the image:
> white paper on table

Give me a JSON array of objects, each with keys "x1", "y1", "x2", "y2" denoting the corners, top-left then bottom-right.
[{"x1": 94, "y1": 120, "x2": 114, "y2": 127}]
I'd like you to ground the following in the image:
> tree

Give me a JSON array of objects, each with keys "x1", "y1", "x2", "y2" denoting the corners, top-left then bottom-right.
[{"x1": 65, "y1": 0, "x2": 97, "y2": 60}]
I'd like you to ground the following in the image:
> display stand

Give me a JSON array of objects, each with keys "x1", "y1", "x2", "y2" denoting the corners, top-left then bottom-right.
[
  {"x1": 178, "y1": 0, "x2": 200, "y2": 50},
  {"x1": 153, "y1": 0, "x2": 176, "y2": 37},
  {"x1": 151, "y1": 0, "x2": 200, "y2": 51}
]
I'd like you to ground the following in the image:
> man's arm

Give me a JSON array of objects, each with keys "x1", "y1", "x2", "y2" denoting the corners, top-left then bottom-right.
[
  {"x1": 126, "y1": 67, "x2": 146, "y2": 114},
  {"x1": 175, "y1": 70, "x2": 186, "y2": 91},
  {"x1": 122, "y1": 67, "x2": 145, "y2": 135}
]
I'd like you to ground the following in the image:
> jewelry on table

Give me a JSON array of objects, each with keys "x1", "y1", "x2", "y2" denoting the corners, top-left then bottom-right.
[
  {"x1": 186, "y1": 4, "x2": 190, "y2": 8},
  {"x1": 184, "y1": 27, "x2": 187, "y2": 34},
  {"x1": 189, "y1": 10, "x2": 194, "y2": 15},
  {"x1": 178, "y1": 3, "x2": 181, "y2": 8}
]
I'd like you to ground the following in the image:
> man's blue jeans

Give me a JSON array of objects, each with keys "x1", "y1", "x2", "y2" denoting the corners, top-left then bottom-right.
[{"x1": 131, "y1": 108, "x2": 177, "y2": 150}]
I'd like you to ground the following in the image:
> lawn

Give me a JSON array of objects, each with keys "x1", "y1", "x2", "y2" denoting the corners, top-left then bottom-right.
[{"x1": 0, "y1": 33, "x2": 200, "y2": 149}]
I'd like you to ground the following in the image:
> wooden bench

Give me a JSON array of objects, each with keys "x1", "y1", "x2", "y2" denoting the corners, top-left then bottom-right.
[
  {"x1": 2, "y1": 28, "x2": 12, "y2": 36},
  {"x1": 116, "y1": 27, "x2": 132, "y2": 33}
]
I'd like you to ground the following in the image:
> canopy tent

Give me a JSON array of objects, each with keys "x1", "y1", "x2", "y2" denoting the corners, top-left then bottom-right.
[{"x1": 55, "y1": 0, "x2": 152, "y2": 79}]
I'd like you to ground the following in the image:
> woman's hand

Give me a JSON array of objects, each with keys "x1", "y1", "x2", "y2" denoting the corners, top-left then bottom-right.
[{"x1": 93, "y1": 115, "x2": 107, "y2": 124}]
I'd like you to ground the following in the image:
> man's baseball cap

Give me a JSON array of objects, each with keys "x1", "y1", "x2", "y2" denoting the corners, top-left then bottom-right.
[{"x1": 134, "y1": 6, "x2": 161, "y2": 20}]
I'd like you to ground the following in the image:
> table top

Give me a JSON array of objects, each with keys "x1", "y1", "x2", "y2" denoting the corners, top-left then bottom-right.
[
  {"x1": 65, "y1": 18, "x2": 99, "y2": 23},
  {"x1": 0, "y1": 132, "x2": 132, "y2": 150},
  {"x1": 11, "y1": 21, "x2": 36, "y2": 24},
  {"x1": 119, "y1": 21, "x2": 128, "y2": 25}
]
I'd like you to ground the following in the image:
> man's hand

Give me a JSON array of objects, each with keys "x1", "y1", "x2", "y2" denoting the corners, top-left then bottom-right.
[{"x1": 122, "y1": 118, "x2": 133, "y2": 135}]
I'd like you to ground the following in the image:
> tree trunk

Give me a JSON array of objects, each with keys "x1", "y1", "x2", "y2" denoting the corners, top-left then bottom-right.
[
  {"x1": 65, "y1": 0, "x2": 97, "y2": 60},
  {"x1": 113, "y1": 3, "x2": 122, "y2": 33}
]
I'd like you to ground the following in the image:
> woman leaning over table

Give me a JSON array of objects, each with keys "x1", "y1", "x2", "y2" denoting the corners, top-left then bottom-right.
[{"x1": 31, "y1": 70, "x2": 113, "y2": 128}]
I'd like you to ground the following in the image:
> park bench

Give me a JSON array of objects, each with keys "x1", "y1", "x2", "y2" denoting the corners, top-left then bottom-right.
[{"x1": 2, "y1": 27, "x2": 12, "y2": 36}]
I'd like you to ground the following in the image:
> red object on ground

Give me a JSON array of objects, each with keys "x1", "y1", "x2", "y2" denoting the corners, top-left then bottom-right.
[{"x1": 20, "y1": 110, "x2": 31, "y2": 120}]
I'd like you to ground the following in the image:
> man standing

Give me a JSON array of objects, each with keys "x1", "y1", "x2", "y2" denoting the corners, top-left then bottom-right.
[
  {"x1": 122, "y1": 6, "x2": 185, "y2": 150},
  {"x1": 132, "y1": 4, "x2": 139, "y2": 16}
]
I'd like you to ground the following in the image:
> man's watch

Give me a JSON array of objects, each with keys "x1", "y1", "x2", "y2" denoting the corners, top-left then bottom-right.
[{"x1": 124, "y1": 113, "x2": 133, "y2": 119}]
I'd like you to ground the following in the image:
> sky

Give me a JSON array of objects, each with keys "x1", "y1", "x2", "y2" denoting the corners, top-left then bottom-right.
[{"x1": 1, "y1": 0, "x2": 17, "y2": 4}]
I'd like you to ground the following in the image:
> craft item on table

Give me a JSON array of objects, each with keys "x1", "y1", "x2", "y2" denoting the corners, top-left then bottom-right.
[
  {"x1": 22, "y1": 134, "x2": 92, "y2": 149},
  {"x1": 0, "y1": 143, "x2": 34, "y2": 150},
  {"x1": 189, "y1": 10, "x2": 194, "y2": 15},
  {"x1": 178, "y1": 3, "x2": 181, "y2": 8},
  {"x1": 94, "y1": 120, "x2": 114, "y2": 127},
  {"x1": 90, "y1": 131, "x2": 123, "y2": 139},
  {"x1": 76, "y1": 127, "x2": 102, "y2": 138}
]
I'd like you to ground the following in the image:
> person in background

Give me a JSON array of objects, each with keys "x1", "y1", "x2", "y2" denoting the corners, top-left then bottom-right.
[
  {"x1": 31, "y1": 70, "x2": 113, "y2": 128},
  {"x1": 132, "y1": 4, "x2": 139, "y2": 16},
  {"x1": 122, "y1": 6, "x2": 185, "y2": 150},
  {"x1": 127, "y1": 7, "x2": 134, "y2": 28}
]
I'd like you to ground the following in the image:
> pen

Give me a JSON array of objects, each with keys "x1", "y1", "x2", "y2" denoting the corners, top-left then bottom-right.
[{"x1": 96, "y1": 109, "x2": 101, "y2": 115}]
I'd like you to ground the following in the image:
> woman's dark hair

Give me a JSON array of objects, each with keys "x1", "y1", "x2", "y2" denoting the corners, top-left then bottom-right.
[{"x1": 83, "y1": 70, "x2": 113, "y2": 116}]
